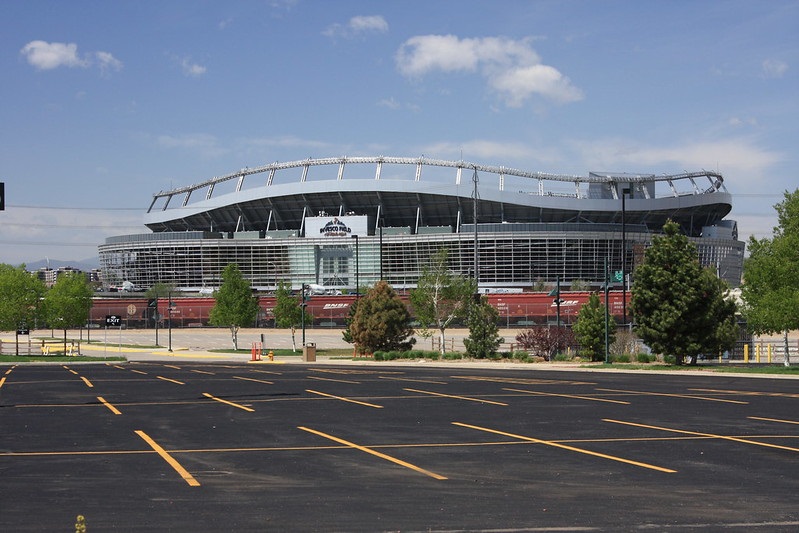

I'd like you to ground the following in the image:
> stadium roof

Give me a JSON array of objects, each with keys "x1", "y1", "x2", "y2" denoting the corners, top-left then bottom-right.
[{"x1": 144, "y1": 156, "x2": 732, "y2": 236}]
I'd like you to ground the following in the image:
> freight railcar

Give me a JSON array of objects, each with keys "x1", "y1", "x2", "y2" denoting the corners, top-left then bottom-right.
[{"x1": 88, "y1": 292, "x2": 630, "y2": 329}]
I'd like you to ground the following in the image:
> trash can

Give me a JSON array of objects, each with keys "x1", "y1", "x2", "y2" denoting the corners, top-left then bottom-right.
[{"x1": 303, "y1": 342, "x2": 316, "y2": 362}]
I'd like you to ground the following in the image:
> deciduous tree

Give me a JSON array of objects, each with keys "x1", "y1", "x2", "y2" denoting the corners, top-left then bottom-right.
[
  {"x1": 42, "y1": 271, "x2": 93, "y2": 355},
  {"x1": 741, "y1": 189, "x2": 799, "y2": 366},
  {"x1": 409, "y1": 248, "x2": 476, "y2": 354},
  {"x1": 573, "y1": 293, "x2": 615, "y2": 361},
  {"x1": 209, "y1": 264, "x2": 260, "y2": 350},
  {"x1": 0, "y1": 264, "x2": 47, "y2": 354},
  {"x1": 272, "y1": 281, "x2": 304, "y2": 352}
]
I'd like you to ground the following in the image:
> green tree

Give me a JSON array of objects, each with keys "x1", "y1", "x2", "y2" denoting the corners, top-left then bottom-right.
[
  {"x1": 145, "y1": 282, "x2": 176, "y2": 299},
  {"x1": 409, "y1": 248, "x2": 476, "y2": 354},
  {"x1": 0, "y1": 265, "x2": 47, "y2": 352},
  {"x1": 741, "y1": 189, "x2": 799, "y2": 366},
  {"x1": 272, "y1": 281, "x2": 304, "y2": 352},
  {"x1": 350, "y1": 280, "x2": 415, "y2": 354},
  {"x1": 42, "y1": 272, "x2": 93, "y2": 355},
  {"x1": 631, "y1": 220, "x2": 737, "y2": 365},
  {"x1": 209, "y1": 264, "x2": 260, "y2": 349},
  {"x1": 573, "y1": 293, "x2": 615, "y2": 362},
  {"x1": 463, "y1": 296, "x2": 504, "y2": 359},
  {"x1": 341, "y1": 298, "x2": 358, "y2": 346}
]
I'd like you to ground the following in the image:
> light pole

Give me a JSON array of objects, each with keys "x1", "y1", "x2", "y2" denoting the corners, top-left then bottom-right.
[
  {"x1": 621, "y1": 186, "x2": 630, "y2": 328},
  {"x1": 351, "y1": 234, "x2": 359, "y2": 297},
  {"x1": 167, "y1": 291, "x2": 173, "y2": 352},
  {"x1": 548, "y1": 276, "x2": 562, "y2": 360},
  {"x1": 604, "y1": 256, "x2": 611, "y2": 364}
]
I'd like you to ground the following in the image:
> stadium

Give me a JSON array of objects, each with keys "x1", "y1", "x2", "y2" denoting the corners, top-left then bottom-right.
[{"x1": 98, "y1": 156, "x2": 744, "y2": 304}]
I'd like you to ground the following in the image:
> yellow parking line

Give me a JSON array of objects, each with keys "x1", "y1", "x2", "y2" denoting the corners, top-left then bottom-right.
[
  {"x1": 0, "y1": 377, "x2": 5, "y2": 389},
  {"x1": 157, "y1": 376, "x2": 185, "y2": 385},
  {"x1": 97, "y1": 396, "x2": 122, "y2": 415},
  {"x1": 164, "y1": 365, "x2": 181, "y2": 370},
  {"x1": 135, "y1": 430, "x2": 200, "y2": 487},
  {"x1": 308, "y1": 376, "x2": 361, "y2": 384},
  {"x1": 202, "y1": 392, "x2": 255, "y2": 412},
  {"x1": 233, "y1": 375, "x2": 274, "y2": 385},
  {"x1": 596, "y1": 388, "x2": 748, "y2": 404},
  {"x1": 454, "y1": 422, "x2": 675, "y2": 473},
  {"x1": 692, "y1": 388, "x2": 799, "y2": 399},
  {"x1": 404, "y1": 388, "x2": 507, "y2": 406},
  {"x1": 130, "y1": 369, "x2": 148, "y2": 375},
  {"x1": 298, "y1": 426, "x2": 447, "y2": 480},
  {"x1": 191, "y1": 369, "x2": 215, "y2": 375},
  {"x1": 306, "y1": 389, "x2": 383, "y2": 408},
  {"x1": 80, "y1": 376, "x2": 94, "y2": 388},
  {"x1": 503, "y1": 387, "x2": 630, "y2": 405},
  {"x1": 749, "y1": 416, "x2": 799, "y2": 426},
  {"x1": 604, "y1": 418, "x2": 799, "y2": 453},
  {"x1": 249, "y1": 369, "x2": 282, "y2": 375},
  {"x1": 379, "y1": 376, "x2": 448, "y2": 385}
]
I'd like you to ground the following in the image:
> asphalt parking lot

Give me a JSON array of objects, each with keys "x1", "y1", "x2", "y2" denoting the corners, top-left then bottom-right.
[{"x1": 2, "y1": 361, "x2": 799, "y2": 532}]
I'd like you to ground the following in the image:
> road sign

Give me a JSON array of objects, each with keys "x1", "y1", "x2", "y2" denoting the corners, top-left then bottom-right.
[
  {"x1": 105, "y1": 315, "x2": 122, "y2": 327},
  {"x1": 613, "y1": 270, "x2": 623, "y2": 282}
]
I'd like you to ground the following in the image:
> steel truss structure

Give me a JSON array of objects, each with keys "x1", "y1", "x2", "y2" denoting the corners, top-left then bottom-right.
[{"x1": 100, "y1": 156, "x2": 744, "y2": 292}]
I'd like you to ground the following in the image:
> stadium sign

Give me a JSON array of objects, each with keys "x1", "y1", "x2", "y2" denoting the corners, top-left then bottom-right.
[{"x1": 305, "y1": 215, "x2": 367, "y2": 238}]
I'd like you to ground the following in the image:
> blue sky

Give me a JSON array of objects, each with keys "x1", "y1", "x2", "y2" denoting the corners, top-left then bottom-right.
[{"x1": 1, "y1": 0, "x2": 796, "y2": 266}]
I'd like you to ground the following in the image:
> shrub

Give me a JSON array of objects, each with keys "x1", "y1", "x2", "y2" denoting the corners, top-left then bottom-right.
[{"x1": 636, "y1": 352, "x2": 654, "y2": 363}]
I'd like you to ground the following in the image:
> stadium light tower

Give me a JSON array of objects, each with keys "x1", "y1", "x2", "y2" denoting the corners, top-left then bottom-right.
[
  {"x1": 621, "y1": 187, "x2": 631, "y2": 327},
  {"x1": 351, "y1": 234, "x2": 359, "y2": 297}
]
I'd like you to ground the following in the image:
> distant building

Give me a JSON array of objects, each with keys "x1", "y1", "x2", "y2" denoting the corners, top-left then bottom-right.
[
  {"x1": 99, "y1": 156, "x2": 744, "y2": 293},
  {"x1": 34, "y1": 266, "x2": 99, "y2": 287}
]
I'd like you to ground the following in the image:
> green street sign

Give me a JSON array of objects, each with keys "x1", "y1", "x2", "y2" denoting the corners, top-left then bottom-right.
[{"x1": 613, "y1": 270, "x2": 623, "y2": 282}]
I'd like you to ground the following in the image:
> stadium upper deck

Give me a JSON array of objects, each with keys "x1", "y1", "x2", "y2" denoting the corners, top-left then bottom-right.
[
  {"x1": 100, "y1": 157, "x2": 743, "y2": 294},
  {"x1": 143, "y1": 156, "x2": 731, "y2": 237}
]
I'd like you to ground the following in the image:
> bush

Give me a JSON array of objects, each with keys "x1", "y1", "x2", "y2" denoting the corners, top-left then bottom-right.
[
  {"x1": 372, "y1": 349, "x2": 443, "y2": 361},
  {"x1": 636, "y1": 353, "x2": 654, "y2": 363},
  {"x1": 613, "y1": 353, "x2": 631, "y2": 363}
]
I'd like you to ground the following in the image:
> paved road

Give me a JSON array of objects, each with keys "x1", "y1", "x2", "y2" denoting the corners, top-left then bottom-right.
[{"x1": 2, "y1": 361, "x2": 799, "y2": 531}]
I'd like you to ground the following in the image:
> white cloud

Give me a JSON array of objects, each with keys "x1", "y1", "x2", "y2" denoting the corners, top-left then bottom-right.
[
  {"x1": 323, "y1": 15, "x2": 388, "y2": 39},
  {"x1": 20, "y1": 40, "x2": 89, "y2": 70},
  {"x1": 20, "y1": 41, "x2": 122, "y2": 73},
  {"x1": 158, "y1": 133, "x2": 228, "y2": 157},
  {"x1": 418, "y1": 139, "x2": 539, "y2": 162},
  {"x1": 349, "y1": 15, "x2": 388, "y2": 34},
  {"x1": 96, "y1": 51, "x2": 123, "y2": 73},
  {"x1": 762, "y1": 58, "x2": 788, "y2": 79},
  {"x1": 569, "y1": 138, "x2": 782, "y2": 181},
  {"x1": 181, "y1": 58, "x2": 207, "y2": 77},
  {"x1": 395, "y1": 35, "x2": 582, "y2": 107}
]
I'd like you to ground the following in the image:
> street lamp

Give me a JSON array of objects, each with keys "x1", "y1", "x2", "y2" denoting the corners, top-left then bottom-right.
[
  {"x1": 548, "y1": 276, "x2": 562, "y2": 360},
  {"x1": 621, "y1": 186, "x2": 631, "y2": 327},
  {"x1": 351, "y1": 234, "x2": 359, "y2": 297},
  {"x1": 168, "y1": 291, "x2": 173, "y2": 352},
  {"x1": 604, "y1": 256, "x2": 611, "y2": 364}
]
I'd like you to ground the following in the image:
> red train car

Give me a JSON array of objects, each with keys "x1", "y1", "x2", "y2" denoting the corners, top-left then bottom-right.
[{"x1": 89, "y1": 291, "x2": 630, "y2": 329}]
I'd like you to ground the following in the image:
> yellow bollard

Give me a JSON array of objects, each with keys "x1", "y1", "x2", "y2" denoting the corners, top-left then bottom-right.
[
  {"x1": 768, "y1": 343, "x2": 772, "y2": 363},
  {"x1": 744, "y1": 343, "x2": 749, "y2": 363},
  {"x1": 756, "y1": 343, "x2": 761, "y2": 363}
]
